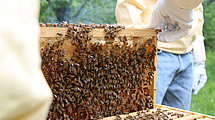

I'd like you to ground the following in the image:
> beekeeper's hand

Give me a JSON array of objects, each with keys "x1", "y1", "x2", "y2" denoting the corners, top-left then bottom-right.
[
  {"x1": 192, "y1": 62, "x2": 207, "y2": 95},
  {"x1": 157, "y1": 17, "x2": 189, "y2": 42}
]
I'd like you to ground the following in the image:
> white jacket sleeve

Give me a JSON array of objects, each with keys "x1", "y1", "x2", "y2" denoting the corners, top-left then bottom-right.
[
  {"x1": 192, "y1": 4, "x2": 206, "y2": 63},
  {"x1": 0, "y1": 0, "x2": 53, "y2": 120},
  {"x1": 145, "y1": 0, "x2": 166, "y2": 29},
  {"x1": 145, "y1": 0, "x2": 193, "y2": 43},
  {"x1": 192, "y1": 36, "x2": 206, "y2": 63}
]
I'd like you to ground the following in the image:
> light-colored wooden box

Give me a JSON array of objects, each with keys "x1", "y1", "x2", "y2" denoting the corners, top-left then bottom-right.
[
  {"x1": 40, "y1": 27, "x2": 158, "y2": 119},
  {"x1": 103, "y1": 104, "x2": 215, "y2": 120}
]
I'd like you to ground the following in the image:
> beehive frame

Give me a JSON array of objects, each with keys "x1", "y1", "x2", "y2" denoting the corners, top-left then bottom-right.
[{"x1": 39, "y1": 26, "x2": 158, "y2": 119}]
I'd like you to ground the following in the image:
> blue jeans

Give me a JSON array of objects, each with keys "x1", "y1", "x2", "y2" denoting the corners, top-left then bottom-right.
[{"x1": 156, "y1": 50, "x2": 193, "y2": 110}]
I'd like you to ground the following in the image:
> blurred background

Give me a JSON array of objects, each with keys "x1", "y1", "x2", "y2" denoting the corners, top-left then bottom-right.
[
  {"x1": 39, "y1": 0, "x2": 215, "y2": 116},
  {"x1": 40, "y1": 0, "x2": 117, "y2": 24}
]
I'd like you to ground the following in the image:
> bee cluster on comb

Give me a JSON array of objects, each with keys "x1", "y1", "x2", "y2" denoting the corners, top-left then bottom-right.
[{"x1": 40, "y1": 23, "x2": 157, "y2": 120}]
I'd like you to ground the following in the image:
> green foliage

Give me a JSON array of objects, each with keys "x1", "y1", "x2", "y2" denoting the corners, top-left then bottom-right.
[
  {"x1": 203, "y1": 1, "x2": 215, "y2": 50},
  {"x1": 40, "y1": 0, "x2": 57, "y2": 23},
  {"x1": 73, "y1": 0, "x2": 117, "y2": 24},
  {"x1": 39, "y1": 0, "x2": 117, "y2": 24},
  {"x1": 203, "y1": 0, "x2": 215, "y2": 6},
  {"x1": 190, "y1": 49, "x2": 215, "y2": 116}
]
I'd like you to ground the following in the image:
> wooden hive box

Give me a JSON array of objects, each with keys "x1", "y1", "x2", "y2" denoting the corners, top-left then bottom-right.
[
  {"x1": 103, "y1": 104, "x2": 215, "y2": 120},
  {"x1": 39, "y1": 25, "x2": 158, "y2": 120}
]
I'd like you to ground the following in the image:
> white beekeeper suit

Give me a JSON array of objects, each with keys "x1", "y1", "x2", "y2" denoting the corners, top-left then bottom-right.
[
  {"x1": 0, "y1": 0, "x2": 53, "y2": 120},
  {"x1": 116, "y1": 0, "x2": 206, "y2": 95}
]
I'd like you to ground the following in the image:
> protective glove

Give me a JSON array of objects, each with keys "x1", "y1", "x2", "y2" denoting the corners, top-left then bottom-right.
[
  {"x1": 192, "y1": 62, "x2": 207, "y2": 95},
  {"x1": 157, "y1": 27, "x2": 188, "y2": 42},
  {"x1": 157, "y1": 17, "x2": 189, "y2": 42}
]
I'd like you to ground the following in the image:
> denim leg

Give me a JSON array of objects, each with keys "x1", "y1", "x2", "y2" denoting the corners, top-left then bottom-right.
[
  {"x1": 156, "y1": 50, "x2": 180, "y2": 104},
  {"x1": 162, "y1": 52, "x2": 193, "y2": 110}
]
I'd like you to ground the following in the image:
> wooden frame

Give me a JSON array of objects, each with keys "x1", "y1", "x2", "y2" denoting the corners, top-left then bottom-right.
[{"x1": 40, "y1": 27, "x2": 158, "y2": 119}]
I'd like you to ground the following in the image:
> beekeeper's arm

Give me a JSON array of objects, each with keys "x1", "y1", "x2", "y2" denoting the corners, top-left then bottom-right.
[
  {"x1": 0, "y1": 0, "x2": 52, "y2": 120},
  {"x1": 145, "y1": 0, "x2": 193, "y2": 43},
  {"x1": 145, "y1": 0, "x2": 166, "y2": 29},
  {"x1": 192, "y1": 4, "x2": 207, "y2": 95}
]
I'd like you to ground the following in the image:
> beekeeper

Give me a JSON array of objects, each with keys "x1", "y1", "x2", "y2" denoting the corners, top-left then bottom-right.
[
  {"x1": 0, "y1": 0, "x2": 53, "y2": 120},
  {"x1": 116, "y1": 0, "x2": 207, "y2": 110}
]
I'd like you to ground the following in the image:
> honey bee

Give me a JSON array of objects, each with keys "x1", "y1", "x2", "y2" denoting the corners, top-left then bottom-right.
[
  {"x1": 40, "y1": 22, "x2": 46, "y2": 27},
  {"x1": 46, "y1": 23, "x2": 52, "y2": 27},
  {"x1": 53, "y1": 23, "x2": 59, "y2": 27},
  {"x1": 57, "y1": 32, "x2": 63, "y2": 36},
  {"x1": 61, "y1": 21, "x2": 68, "y2": 27}
]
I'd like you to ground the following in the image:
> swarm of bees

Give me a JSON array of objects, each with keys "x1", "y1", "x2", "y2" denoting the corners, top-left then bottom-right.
[{"x1": 40, "y1": 23, "x2": 156, "y2": 120}]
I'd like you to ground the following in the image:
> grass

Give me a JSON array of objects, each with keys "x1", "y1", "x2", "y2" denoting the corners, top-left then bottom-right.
[{"x1": 190, "y1": 49, "x2": 215, "y2": 117}]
